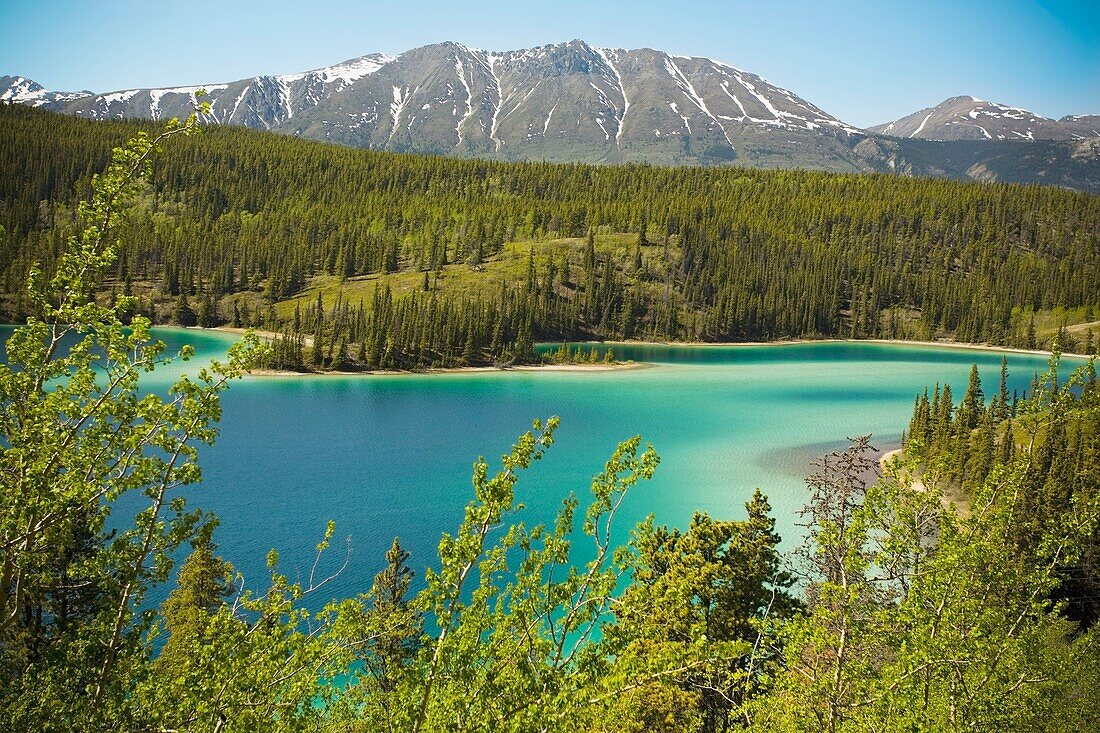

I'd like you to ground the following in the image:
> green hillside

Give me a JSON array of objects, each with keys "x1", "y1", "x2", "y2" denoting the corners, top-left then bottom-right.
[{"x1": 2, "y1": 104, "x2": 1098, "y2": 369}]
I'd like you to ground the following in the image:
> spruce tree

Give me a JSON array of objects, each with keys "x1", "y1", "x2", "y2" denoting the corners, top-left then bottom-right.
[
  {"x1": 173, "y1": 293, "x2": 196, "y2": 327},
  {"x1": 957, "y1": 364, "x2": 984, "y2": 432}
]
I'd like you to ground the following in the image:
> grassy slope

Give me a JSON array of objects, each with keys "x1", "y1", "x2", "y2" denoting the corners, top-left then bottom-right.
[
  {"x1": 251, "y1": 230, "x2": 1099, "y2": 351},
  {"x1": 269, "y1": 233, "x2": 659, "y2": 318}
]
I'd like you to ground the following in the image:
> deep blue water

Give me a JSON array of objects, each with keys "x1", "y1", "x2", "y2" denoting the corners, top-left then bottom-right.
[{"x1": 2, "y1": 326, "x2": 1083, "y2": 608}]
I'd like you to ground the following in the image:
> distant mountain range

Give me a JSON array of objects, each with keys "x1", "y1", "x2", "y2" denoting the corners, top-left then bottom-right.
[
  {"x1": 3, "y1": 40, "x2": 1098, "y2": 191},
  {"x1": 870, "y1": 96, "x2": 1099, "y2": 141}
]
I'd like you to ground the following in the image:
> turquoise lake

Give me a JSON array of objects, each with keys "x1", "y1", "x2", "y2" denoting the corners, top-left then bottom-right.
[{"x1": 4, "y1": 327, "x2": 1085, "y2": 607}]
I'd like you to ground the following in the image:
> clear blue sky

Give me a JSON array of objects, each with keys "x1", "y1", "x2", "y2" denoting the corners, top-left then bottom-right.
[{"x1": 1, "y1": 0, "x2": 1096, "y2": 127}]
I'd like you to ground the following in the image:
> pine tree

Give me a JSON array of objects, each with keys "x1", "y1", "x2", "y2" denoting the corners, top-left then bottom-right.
[
  {"x1": 173, "y1": 293, "x2": 196, "y2": 327},
  {"x1": 933, "y1": 383, "x2": 954, "y2": 448},
  {"x1": 993, "y1": 356, "x2": 1010, "y2": 422},
  {"x1": 463, "y1": 324, "x2": 477, "y2": 365},
  {"x1": 957, "y1": 364, "x2": 984, "y2": 432},
  {"x1": 197, "y1": 294, "x2": 215, "y2": 328},
  {"x1": 157, "y1": 537, "x2": 235, "y2": 674},
  {"x1": 334, "y1": 337, "x2": 349, "y2": 370},
  {"x1": 363, "y1": 537, "x2": 418, "y2": 693}
]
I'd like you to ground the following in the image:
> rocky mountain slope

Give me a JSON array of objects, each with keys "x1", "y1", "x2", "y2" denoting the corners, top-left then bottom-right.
[
  {"x1": 1059, "y1": 115, "x2": 1100, "y2": 138},
  {"x1": 3, "y1": 41, "x2": 862, "y2": 167},
  {"x1": 869, "y1": 96, "x2": 1094, "y2": 142},
  {"x1": 1, "y1": 74, "x2": 91, "y2": 107},
  {"x1": 4, "y1": 55, "x2": 395, "y2": 131},
  {"x1": 4, "y1": 42, "x2": 1098, "y2": 189}
]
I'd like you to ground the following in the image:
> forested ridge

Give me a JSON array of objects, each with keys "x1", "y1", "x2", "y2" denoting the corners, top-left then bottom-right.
[
  {"x1": 904, "y1": 350, "x2": 1100, "y2": 629},
  {"x1": 1, "y1": 103, "x2": 1098, "y2": 370},
  {"x1": 2, "y1": 99, "x2": 1100, "y2": 733}
]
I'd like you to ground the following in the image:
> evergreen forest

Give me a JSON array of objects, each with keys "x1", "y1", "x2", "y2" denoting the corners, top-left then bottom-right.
[{"x1": 1, "y1": 104, "x2": 1098, "y2": 370}]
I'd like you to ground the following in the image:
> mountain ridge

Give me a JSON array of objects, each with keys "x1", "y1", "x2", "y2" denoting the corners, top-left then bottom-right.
[
  {"x1": 3, "y1": 41, "x2": 1098, "y2": 190},
  {"x1": 869, "y1": 95, "x2": 1095, "y2": 142},
  {"x1": 0, "y1": 39, "x2": 876, "y2": 164}
]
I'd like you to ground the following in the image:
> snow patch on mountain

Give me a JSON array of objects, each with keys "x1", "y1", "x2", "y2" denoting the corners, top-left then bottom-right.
[
  {"x1": 593, "y1": 47, "x2": 629, "y2": 144},
  {"x1": 871, "y1": 95, "x2": 1094, "y2": 141},
  {"x1": 389, "y1": 85, "x2": 412, "y2": 141},
  {"x1": 453, "y1": 54, "x2": 475, "y2": 145},
  {"x1": 278, "y1": 54, "x2": 394, "y2": 88},
  {"x1": 487, "y1": 54, "x2": 505, "y2": 151},
  {"x1": 910, "y1": 111, "x2": 934, "y2": 137},
  {"x1": 0, "y1": 76, "x2": 90, "y2": 106}
]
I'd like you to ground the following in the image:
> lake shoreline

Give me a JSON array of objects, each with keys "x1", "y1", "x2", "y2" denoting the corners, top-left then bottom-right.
[
  {"x1": 597, "y1": 337, "x2": 1093, "y2": 359},
  {"x1": 190, "y1": 327, "x2": 1092, "y2": 378},
  {"x1": 245, "y1": 361, "x2": 653, "y2": 378},
  {"x1": 880, "y1": 447, "x2": 904, "y2": 470},
  {"x1": 203, "y1": 327, "x2": 648, "y2": 376}
]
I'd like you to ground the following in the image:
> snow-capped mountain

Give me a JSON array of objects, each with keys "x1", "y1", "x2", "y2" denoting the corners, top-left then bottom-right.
[
  {"x1": 0, "y1": 75, "x2": 91, "y2": 107},
  {"x1": 2, "y1": 41, "x2": 863, "y2": 167},
  {"x1": 276, "y1": 41, "x2": 865, "y2": 163},
  {"x1": 4, "y1": 44, "x2": 1097, "y2": 188},
  {"x1": 869, "y1": 96, "x2": 1094, "y2": 142},
  {"x1": 44, "y1": 53, "x2": 396, "y2": 131}
]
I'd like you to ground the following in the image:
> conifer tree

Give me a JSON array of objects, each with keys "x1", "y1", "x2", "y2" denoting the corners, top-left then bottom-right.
[
  {"x1": 957, "y1": 364, "x2": 984, "y2": 432},
  {"x1": 173, "y1": 293, "x2": 197, "y2": 326}
]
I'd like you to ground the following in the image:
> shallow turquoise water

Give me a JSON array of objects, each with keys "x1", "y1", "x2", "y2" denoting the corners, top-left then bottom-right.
[{"x1": 2, "y1": 327, "x2": 1083, "y2": 607}]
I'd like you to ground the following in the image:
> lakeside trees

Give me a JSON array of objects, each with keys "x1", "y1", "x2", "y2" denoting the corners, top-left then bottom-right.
[
  {"x1": 0, "y1": 110, "x2": 283, "y2": 729},
  {"x1": 761, "y1": 433, "x2": 1100, "y2": 732},
  {"x1": 905, "y1": 343, "x2": 1100, "y2": 631}
]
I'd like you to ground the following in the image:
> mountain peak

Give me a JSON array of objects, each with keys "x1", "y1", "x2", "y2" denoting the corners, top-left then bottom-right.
[
  {"x1": 869, "y1": 95, "x2": 1092, "y2": 141},
  {"x1": 277, "y1": 52, "x2": 395, "y2": 86},
  {"x1": 1, "y1": 74, "x2": 91, "y2": 107},
  {"x1": 4, "y1": 39, "x2": 866, "y2": 165},
  {"x1": 8, "y1": 40, "x2": 1096, "y2": 184}
]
